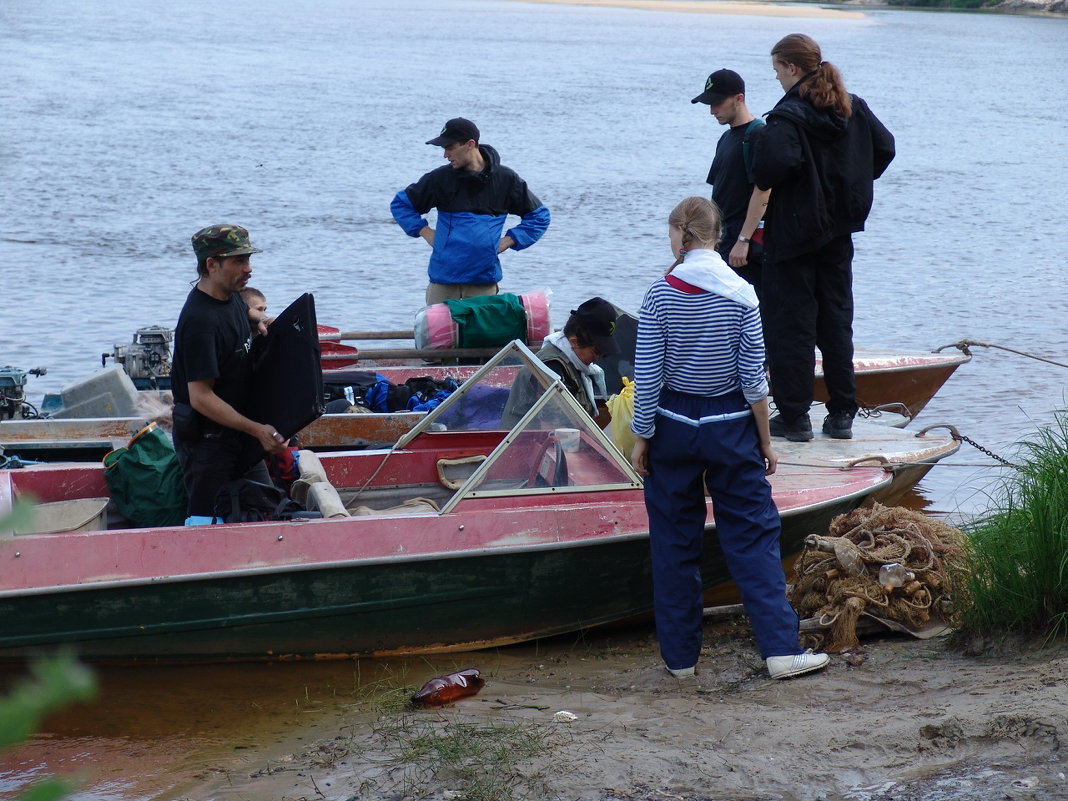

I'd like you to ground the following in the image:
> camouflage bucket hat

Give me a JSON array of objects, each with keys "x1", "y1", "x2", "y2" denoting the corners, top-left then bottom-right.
[{"x1": 191, "y1": 224, "x2": 263, "y2": 260}]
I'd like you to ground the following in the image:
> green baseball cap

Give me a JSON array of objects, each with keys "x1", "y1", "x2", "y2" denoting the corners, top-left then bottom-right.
[{"x1": 190, "y1": 223, "x2": 262, "y2": 260}]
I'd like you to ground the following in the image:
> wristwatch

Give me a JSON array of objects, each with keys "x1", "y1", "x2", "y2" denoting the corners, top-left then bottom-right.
[{"x1": 737, "y1": 234, "x2": 751, "y2": 244}]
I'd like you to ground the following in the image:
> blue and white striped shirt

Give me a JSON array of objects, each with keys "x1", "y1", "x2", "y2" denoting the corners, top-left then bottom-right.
[{"x1": 630, "y1": 275, "x2": 768, "y2": 439}]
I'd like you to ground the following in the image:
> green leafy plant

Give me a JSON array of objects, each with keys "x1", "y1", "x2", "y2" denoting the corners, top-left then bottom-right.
[
  {"x1": 957, "y1": 412, "x2": 1068, "y2": 640},
  {"x1": 1, "y1": 499, "x2": 97, "y2": 800},
  {"x1": 0, "y1": 651, "x2": 97, "y2": 801}
]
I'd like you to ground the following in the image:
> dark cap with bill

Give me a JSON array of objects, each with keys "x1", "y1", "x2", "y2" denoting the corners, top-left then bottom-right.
[
  {"x1": 190, "y1": 224, "x2": 262, "y2": 260},
  {"x1": 691, "y1": 69, "x2": 745, "y2": 104},
  {"x1": 426, "y1": 117, "x2": 480, "y2": 146},
  {"x1": 570, "y1": 297, "x2": 620, "y2": 356}
]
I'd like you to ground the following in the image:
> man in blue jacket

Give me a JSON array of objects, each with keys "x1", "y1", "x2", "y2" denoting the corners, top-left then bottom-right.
[{"x1": 391, "y1": 117, "x2": 551, "y2": 305}]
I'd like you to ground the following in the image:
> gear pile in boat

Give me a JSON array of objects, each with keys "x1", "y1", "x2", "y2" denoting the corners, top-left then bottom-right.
[{"x1": 323, "y1": 371, "x2": 460, "y2": 414}]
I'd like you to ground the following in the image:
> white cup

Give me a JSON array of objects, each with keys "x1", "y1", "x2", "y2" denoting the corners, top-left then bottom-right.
[{"x1": 555, "y1": 428, "x2": 581, "y2": 453}]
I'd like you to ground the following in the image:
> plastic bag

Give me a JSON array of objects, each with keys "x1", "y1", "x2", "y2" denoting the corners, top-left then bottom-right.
[{"x1": 605, "y1": 377, "x2": 636, "y2": 457}]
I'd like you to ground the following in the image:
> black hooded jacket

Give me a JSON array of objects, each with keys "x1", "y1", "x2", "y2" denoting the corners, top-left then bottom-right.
[{"x1": 752, "y1": 81, "x2": 895, "y2": 262}]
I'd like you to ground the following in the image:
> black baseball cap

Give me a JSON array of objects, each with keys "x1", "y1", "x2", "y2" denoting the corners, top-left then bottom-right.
[
  {"x1": 691, "y1": 69, "x2": 745, "y2": 104},
  {"x1": 426, "y1": 117, "x2": 480, "y2": 146},
  {"x1": 570, "y1": 297, "x2": 620, "y2": 356}
]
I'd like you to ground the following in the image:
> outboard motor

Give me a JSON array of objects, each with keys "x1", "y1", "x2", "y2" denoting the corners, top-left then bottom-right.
[
  {"x1": 0, "y1": 365, "x2": 46, "y2": 420},
  {"x1": 103, "y1": 326, "x2": 173, "y2": 389}
]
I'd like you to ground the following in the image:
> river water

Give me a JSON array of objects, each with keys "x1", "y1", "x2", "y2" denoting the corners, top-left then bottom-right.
[{"x1": 0, "y1": 0, "x2": 1066, "y2": 797}]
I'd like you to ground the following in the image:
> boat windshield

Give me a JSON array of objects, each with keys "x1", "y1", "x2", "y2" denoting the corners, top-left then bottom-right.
[{"x1": 394, "y1": 341, "x2": 643, "y2": 512}]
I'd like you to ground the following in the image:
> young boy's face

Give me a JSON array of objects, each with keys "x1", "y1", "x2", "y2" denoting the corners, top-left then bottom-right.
[{"x1": 246, "y1": 296, "x2": 267, "y2": 323}]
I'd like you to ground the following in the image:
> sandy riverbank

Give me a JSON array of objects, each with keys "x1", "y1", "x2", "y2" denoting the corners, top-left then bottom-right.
[
  {"x1": 492, "y1": 0, "x2": 867, "y2": 19},
  {"x1": 181, "y1": 623, "x2": 1068, "y2": 801}
]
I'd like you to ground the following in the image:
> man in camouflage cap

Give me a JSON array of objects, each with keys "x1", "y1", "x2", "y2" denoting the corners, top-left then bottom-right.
[
  {"x1": 191, "y1": 223, "x2": 263, "y2": 264},
  {"x1": 170, "y1": 223, "x2": 286, "y2": 525}
]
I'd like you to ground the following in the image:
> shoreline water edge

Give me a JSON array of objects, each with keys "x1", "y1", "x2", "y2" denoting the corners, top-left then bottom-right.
[
  {"x1": 2, "y1": 0, "x2": 1066, "y2": 799},
  {"x1": 497, "y1": 0, "x2": 1068, "y2": 17}
]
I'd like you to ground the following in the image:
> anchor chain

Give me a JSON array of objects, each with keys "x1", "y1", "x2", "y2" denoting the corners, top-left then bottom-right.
[
  {"x1": 955, "y1": 432, "x2": 1016, "y2": 468},
  {"x1": 918, "y1": 423, "x2": 1016, "y2": 468}
]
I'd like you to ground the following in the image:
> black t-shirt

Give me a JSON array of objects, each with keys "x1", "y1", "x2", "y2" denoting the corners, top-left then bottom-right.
[
  {"x1": 171, "y1": 287, "x2": 254, "y2": 415},
  {"x1": 707, "y1": 122, "x2": 762, "y2": 247}
]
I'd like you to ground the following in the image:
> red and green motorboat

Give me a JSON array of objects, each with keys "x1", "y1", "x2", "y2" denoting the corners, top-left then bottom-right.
[{"x1": 0, "y1": 343, "x2": 892, "y2": 664}]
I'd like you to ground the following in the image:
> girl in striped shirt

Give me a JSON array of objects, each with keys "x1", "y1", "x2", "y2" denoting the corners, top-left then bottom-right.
[{"x1": 629, "y1": 196, "x2": 828, "y2": 681}]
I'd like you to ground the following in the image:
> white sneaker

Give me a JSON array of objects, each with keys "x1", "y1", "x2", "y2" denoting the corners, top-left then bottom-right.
[
  {"x1": 766, "y1": 649, "x2": 830, "y2": 679},
  {"x1": 666, "y1": 665, "x2": 695, "y2": 678}
]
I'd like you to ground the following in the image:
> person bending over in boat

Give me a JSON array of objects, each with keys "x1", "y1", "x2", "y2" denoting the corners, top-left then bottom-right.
[
  {"x1": 390, "y1": 117, "x2": 551, "y2": 306},
  {"x1": 629, "y1": 196, "x2": 829, "y2": 681},
  {"x1": 171, "y1": 225, "x2": 287, "y2": 526},
  {"x1": 499, "y1": 297, "x2": 621, "y2": 429}
]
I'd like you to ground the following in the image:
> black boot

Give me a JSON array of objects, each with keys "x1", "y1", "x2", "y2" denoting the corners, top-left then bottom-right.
[
  {"x1": 822, "y1": 411, "x2": 854, "y2": 440},
  {"x1": 769, "y1": 413, "x2": 813, "y2": 442}
]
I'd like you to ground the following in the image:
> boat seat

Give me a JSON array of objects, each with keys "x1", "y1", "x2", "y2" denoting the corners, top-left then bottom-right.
[
  {"x1": 348, "y1": 497, "x2": 441, "y2": 517},
  {"x1": 336, "y1": 484, "x2": 454, "y2": 512},
  {"x1": 10, "y1": 497, "x2": 110, "y2": 536}
]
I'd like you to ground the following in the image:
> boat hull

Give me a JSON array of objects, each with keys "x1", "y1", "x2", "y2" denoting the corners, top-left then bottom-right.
[
  {"x1": 814, "y1": 347, "x2": 970, "y2": 418},
  {"x1": 0, "y1": 470, "x2": 888, "y2": 664}
]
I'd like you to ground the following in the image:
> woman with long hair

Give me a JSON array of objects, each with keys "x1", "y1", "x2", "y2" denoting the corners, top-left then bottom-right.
[
  {"x1": 630, "y1": 196, "x2": 828, "y2": 681},
  {"x1": 752, "y1": 33, "x2": 896, "y2": 443}
]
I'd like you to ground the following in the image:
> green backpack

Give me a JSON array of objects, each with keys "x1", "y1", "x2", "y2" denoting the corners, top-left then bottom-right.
[{"x1": 103, "y1": 422, "x2": 188, "y2": 527}]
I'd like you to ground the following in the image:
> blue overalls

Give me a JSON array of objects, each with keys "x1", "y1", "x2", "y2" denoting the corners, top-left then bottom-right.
[{"x1": 644, "y1": 387, "x2": 801, "y2": 671}]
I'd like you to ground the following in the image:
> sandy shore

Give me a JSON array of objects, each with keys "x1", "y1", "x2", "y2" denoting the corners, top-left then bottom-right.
[
  {"x1": 493, "y1": 0, "x2": 867, "y2": 19},
  {"x1": 182, "y1": 623, "x2": 1068, "y2": 801}
]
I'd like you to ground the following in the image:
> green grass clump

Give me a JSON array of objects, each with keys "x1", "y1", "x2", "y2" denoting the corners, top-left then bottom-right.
[
  {"x1": 346, "y1": 663, "x2": 416, "y2": 715},
  {"x1": 369, "y1": 715, "x2": 566, "y2": 801},
  {"x1": 958, "y1": 412, "x2": 1068, "y2": 640}
]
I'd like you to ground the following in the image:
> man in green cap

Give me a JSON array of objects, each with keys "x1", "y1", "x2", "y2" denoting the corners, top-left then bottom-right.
[{"x1": 170, "y1": 223, "x2": 287, "y2": 525}]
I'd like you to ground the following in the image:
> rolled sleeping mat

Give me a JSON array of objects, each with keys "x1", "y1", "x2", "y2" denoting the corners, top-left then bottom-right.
[
  {"x1": 290, "y1": 449, "x2": 329, "y2": 506},
  {"x1": 307, "y1": 481, "x2": 350, "y2": 518},
  {"x1": 518, "y1": 289, "x2": 551, "y2": 347},
  {"x1": 296, "y1": 449, "x2": 328, "y2": 484},
  {"x1": 413, "y1": 289, "x2": 551, "y2": 350}
]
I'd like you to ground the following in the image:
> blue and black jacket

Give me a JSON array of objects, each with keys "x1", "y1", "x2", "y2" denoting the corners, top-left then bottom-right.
[{"x1": 391, "y1": 144, "x2": 551, "y2": 285}]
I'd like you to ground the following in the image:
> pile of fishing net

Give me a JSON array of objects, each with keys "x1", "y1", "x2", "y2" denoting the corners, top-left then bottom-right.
[{"x1": 788, "y1": 502, "x2": 969, "y2": 653}]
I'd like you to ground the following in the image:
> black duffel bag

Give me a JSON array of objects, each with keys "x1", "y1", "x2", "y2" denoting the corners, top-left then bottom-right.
[{"x1": 212, "y1": 479, "x2": 320, "y2": 523}]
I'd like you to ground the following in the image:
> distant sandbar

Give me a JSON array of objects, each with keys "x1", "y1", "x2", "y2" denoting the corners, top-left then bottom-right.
[{"x1": 495, "y1": 0, "x2": 865, "y2": 19}]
